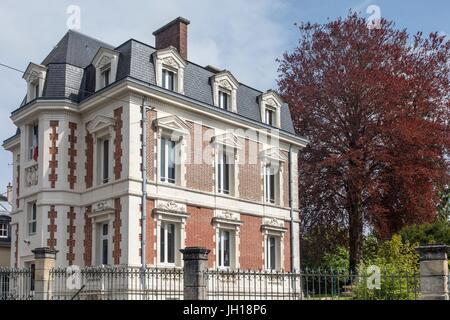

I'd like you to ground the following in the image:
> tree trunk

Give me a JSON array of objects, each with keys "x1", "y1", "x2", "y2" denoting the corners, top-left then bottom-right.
[{"x1": 347, "y1": 184, "x2": 363, "y2": 272}]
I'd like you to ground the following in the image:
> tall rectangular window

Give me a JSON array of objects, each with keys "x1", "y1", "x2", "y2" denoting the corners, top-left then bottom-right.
[
  {"x1": 34, "y1": 83, "x2": 40, "y2": 99},
  {"x1": 28, "y1": 203, "x2": 37, "y2": 235},
  {"x1": 265, "y1": 236, "x2": 277, "y2": 270},
  {"x1": 0, "y1": 223, "x2": 7, "y2": 238},
  {"x1": 219, "y1": 91, "x2": 230, "y2": 110},
  {"x1": 160, "y1": 222, "x2": 176, "y2": 264},
  {"x1": 162, "y1": 69, "x2": 175, "y2": 91},
  {"x1": 217, "y1": 146, "x2": 230, "y2": 195},
  {"x1": 29, "y1": 124, "x2": 39, "y2": 161},
  {"x1": 160, "y1": 138, "x2": 176, "y2": 184},
  {"x1": 217, "y1": 229, "x2": 231, "y2": 268},
  {"x1": 265, "y1": 108, "x2": 275, "y2": 126},
  {"x1": 264, "y1": 164, "x2": 275, "y2": 204},
  {"x1": 101, "y1": 65, "x2": 111, "y2": 88},
  {"x1": 101, "y1": 223, "x2": 109, "y2": 265},
  {"x1": 98, "y1": 138, "x2": 110, "y2": 184}
]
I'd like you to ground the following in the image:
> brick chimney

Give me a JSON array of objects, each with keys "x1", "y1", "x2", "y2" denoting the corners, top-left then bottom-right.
[{"x1": 153, "y1": 17, "x2": 190, "y2": 60}]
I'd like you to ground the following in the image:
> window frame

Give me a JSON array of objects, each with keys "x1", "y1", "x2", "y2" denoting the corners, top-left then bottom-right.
[
  {"x1": 160, "y1": 137, "x2": 177, "y2": 184},
  {"x1": 160, "y1": 221, "x2": 177, "y2": 266},
  {"x1": 28, "y1": 202, "x2": 37, "y2": 236},
  {"x1": 217, "y1": 229, "x2": 232, "y2": 269},
  {"x1": 216, "y1": 145, "x2": 231, "y2": 195},
  {"x1": 265, "y1": 235, "x2": 280, "y2": 271},
  {"x1": 264, "y1": 106, "x2": 276, "y2": 126},
  {"x1": 28, "y1": 123, "x2": 39, "y2": 162},
  {"x1": 218, "y1": 90, "x2": 230, "y2": 110},
  {"x1": 264, "y1": 164, "x2": 276, "y2": 204},
  {"x1": 101, "y1": 223, "x2": 109, "y2": 265},
  {"x1": 97, "y1": 135, "x2": 111, "y2": 185},
  {"x1": 0, "y1": 223, "x2": 8, "y2": 238},
  {"x1": 162, "y1": 68, "x2": 177, "y2": 92},
  {"x1": 100, "y1": 64, "x2": 111, "y2": 88}
]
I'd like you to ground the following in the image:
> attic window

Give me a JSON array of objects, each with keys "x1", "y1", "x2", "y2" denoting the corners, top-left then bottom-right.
[
  {"x1": 92, "y1": 47, "x2": 119, "y2": 92},
  {"x1": 23, "y1": 63, "x2": 47, "y2": 103},
  {"x1": 259, "y1": 91, "x2": 283, "y2": 129},
  {"x1": 154, "y1": 47, "x2": 186, "y2": 94},
  {"x1": 101, "y1": 64, "x2": 111, "y2": 88},
  {"x1": 211, "y1": 71, "x2": 238, "y2": 113}
]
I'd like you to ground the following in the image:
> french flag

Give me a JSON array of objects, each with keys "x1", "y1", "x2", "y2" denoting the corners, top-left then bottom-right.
[{"x1": 32, "y1": 126, "x2": 38, "y2": 161}]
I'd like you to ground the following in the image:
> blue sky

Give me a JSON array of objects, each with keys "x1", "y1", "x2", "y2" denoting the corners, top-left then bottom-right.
[{"x1": 0, "y1": 0, "x2": 448, "y2": 193}]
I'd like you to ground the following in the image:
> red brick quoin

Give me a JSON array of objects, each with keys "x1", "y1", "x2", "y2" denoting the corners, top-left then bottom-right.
[
  {"x1": 85, "y1": 126, "x2": 93, "y2": 189},
  {"x1": 83, "y1": 206, "x2": 92, "y2": 266},
  {"x1": 67, "y1": 207, "x2": 76, "y2": 265},
  {"x1": 67, "y1": 122, "x2": 78, "y2": 189},
  {"x1": 113, "y1": 198, "x2": 122, "y2": 264},
  {"x1": 114, "y1": 107, "x2": 123, "y2": 180},
  {"x1": 47, "y1": 206, "x2": 57, "y2": 249},
  {"x1": 48, "y1": 121, "x2": 59, "y2": 188}
]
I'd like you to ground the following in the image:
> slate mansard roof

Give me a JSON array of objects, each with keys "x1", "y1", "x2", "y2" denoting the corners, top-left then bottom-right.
[{"x1": 17, "y1": 30, "x2": 296, "y2": 134}]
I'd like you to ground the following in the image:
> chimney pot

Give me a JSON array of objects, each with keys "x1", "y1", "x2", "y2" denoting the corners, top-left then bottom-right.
[{"x1": 153, "y1": 17, "x2": 190, "y2": 60}]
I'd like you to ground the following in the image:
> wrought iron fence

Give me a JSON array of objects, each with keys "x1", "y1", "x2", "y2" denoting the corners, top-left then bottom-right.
[
  {"x1": 205, "y1": 269, "x2": 420, "y2": 300},
  {"x1": 0, "y1": 267, "x2": 34, "y2": 300},
  {"x1": 49, "y1": 266, "x2": 183, "y2": 300}
]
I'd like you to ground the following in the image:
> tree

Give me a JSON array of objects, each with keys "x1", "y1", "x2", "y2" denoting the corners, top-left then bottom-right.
[{"x1": 278, "y1": 13, "x2": 450, "y2": 271}]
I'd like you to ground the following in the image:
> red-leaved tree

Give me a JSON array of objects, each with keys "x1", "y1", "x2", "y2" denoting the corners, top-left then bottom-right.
[{"x1": 278, "y1": 13, "x2": 450, "y2": 270}]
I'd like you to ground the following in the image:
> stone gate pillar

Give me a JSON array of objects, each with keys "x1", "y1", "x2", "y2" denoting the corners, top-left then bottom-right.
[
  {"x1": 416, "y1": 244, "x2": 449, "y2": 300},
  {"x1": 180, "y1": 247, "x2": 210, "y2": 300},
  {"x1": 32, "y1": 247, "x2": 58, "y2": 300}
]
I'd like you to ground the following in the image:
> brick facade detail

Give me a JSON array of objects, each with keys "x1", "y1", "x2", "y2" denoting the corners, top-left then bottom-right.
[
  {"x1": 113, "y1": 107, "x2": 123, "y2": 180},
  {"x1": 67, "y1": 207, "x2": 76, "y2": 265},
  {"x1": 143, "y1": 199, "x2": 155, "y2": 263},
  {"x1": 113, "y1": 198, "x2": 122, "y2": 264},
  {"x1": 67, "y1": 122, "x2": 78, "y2": 189},
  {"x1": 84, "y1": 126, "x2": 93, "y2": 188},
  {"x1": 145, "y1": 110, "x2": 157, "y2": 181},
  {"x1": 48, "y1": 120, "x2": 59, "y2": 188},
  {"x1": 47, "y1": 206, "x2": 57, "y2": 248},
  {"x1": 186, "y1": 122, "x2": 214, "y2": 192},
  {"x1": 239, "y1": 139, "x2": 262, "y2": 201},
  {"x1": 154, "y1": 18, "x2": 189, "y2": 60},
  {"x1": 239, "y1": 214, "x2": 263, "y2": 270},
  {"x1": 185, "y1": 206, "x2": 215, "y2": 267},
  {"x1": 83, "y1": 206, "x2": 92, "y2": 266}
]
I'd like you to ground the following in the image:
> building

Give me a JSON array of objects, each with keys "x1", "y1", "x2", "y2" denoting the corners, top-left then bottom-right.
[
  {"x1": 0, "y1": 189, "x2": 12, "y2": 267},
  {"x1": 2, "y1": 17, "x2": 308, "y2": 270}
]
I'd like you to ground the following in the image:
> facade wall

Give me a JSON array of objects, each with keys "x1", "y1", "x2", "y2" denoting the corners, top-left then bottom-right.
[{"x1": 7, "y1": 92, "x2": 301, "y2": 269}]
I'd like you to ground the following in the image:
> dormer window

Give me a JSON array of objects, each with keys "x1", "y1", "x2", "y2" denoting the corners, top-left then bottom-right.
[
  {"x1": 101, "y1": 64, "x2": 111, "y2": 88},
  {"x1": 218, "y1": 91, "x2": 230, "y2": 110},
  {"x1": 264, "y1": 107, "x2": 276, "y2": 126},
  {"x1": 211, "y1": 71, "x2": 239, "y2": 113},
  {"x1": 92, "y1": 47, "x2": 119, "y2": 91},
  {"x1": 259, "y1": 90, "x2": 283, "y2": 129},
  {"x1": 162, "y1": 68, "x2": 176, "y2": 91},
  {"x1": 23, "y1": 63, "x2": 47, "y2": 103},
  {"x1": 154, "y1": 47, "x2": 186, "y2": 94}
]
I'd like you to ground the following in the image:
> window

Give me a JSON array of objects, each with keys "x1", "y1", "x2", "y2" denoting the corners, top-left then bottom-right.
[
  {"x1": 97, "y1": 137, "x2": 110, "y2": 184},
  {"x1": 0, "y1": 223, "x2": 7, "y2": 238},
  {"x1": 218, "y1": 91, "x2": 230, "y2": 110},
  {"x1": 34, "y1": 83, "x2": 40, "y2": 99},
  {"x1": 28, "y1": 124, "x2": 39, "y2": 161},
  {"x1": 160, "y1": 222, "x2": 176, "y2": 265},
  {"x1": 160, "y1": 138, "x2": 176, "y2": 184},
  {"x1": 101, "y1": 65, "x2": 111, "y2": 88},
  {"x1": 217, "y1": 146, "x2": 230, "y2": 195},
  {"x1": 101, "y1": 223, "x2": 109, "y2": 265},
  {"x1": 264, "y1": 164, "x2": 276, "y2": 204},
  {"x1": 162, "y1": 69, "x2": 176, "y2": 91},
  {"x1": 28, "y1": 203, "x2": 37, "y2": 235},
  {"x1": 217, "y1": 229, "x2": 231, "y2": 268},
  {"x1": 265, "y1": 236, "x2": 277, "y2": 270},
  {"x1": 264, "y1": 108, "x2": 275, "y2": 126}
]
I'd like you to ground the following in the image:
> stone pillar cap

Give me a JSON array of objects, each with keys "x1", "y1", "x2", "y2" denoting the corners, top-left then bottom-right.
[
  {"x1": 416, "y1": 244, "x2": 449, "y2": 261},
  {"x1": 180, "y1": 247, "x2": 211, "y2": 260},
  {"x1": 32, "y1": 247, "x2": 59, "y2": 259}
]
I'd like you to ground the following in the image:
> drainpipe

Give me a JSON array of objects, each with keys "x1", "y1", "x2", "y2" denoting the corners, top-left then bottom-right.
[
  {"x1": 288, "y1": 144, "x2": 296, "y2": 272},
  {"x1": 141, "y1": 97, "x2": 147, "y2": 268}
]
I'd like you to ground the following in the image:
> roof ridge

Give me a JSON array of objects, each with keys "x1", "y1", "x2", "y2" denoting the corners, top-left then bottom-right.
[{"x1": 67, "y1": 29, "x2": 115, "y2": 49}]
